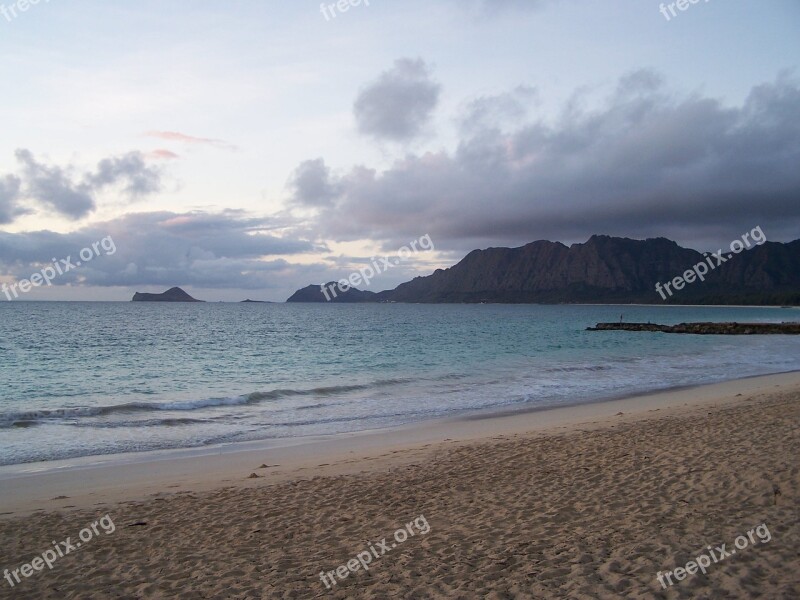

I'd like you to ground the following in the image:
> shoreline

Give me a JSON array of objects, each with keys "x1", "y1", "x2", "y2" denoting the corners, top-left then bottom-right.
[
  {"x1": 1, "y1": 370, "x2": 798, "y2": 518},
  {"x1": 3, "y1": 301, "x2": 799, "y2": 307},
  {"x1": 1, "y1": 370, "x2": 797, "y2": 598},
  {"x1": 3, "y1": 367, "x2": 798, "y2": 474}
]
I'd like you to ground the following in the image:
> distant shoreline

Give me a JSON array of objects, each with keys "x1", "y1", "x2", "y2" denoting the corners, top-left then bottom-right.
[{"x1": 2, "y1": 300, "x2": 798, "y2": 308}]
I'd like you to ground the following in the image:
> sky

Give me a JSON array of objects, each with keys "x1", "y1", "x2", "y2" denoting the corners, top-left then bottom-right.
[{"x1": 1, "y1": 0, "x2": 798, "y2": 301}]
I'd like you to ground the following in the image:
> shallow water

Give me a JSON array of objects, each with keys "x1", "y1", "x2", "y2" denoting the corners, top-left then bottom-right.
[{"x1": 1, "y1": 302, "x2": 798, "y2": 465}]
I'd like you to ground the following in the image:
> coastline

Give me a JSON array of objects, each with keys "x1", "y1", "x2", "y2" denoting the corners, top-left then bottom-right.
[
  {"x1": 1, "y1": 370, "x2": 797, "y2": 598},
  {"x1": 1, "y1": 370, "x2": 798, "y2": 518}
]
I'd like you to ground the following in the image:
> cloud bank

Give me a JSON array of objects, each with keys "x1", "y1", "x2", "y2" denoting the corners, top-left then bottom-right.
[
  {"x1": 296, "y1": 70, "x2": 800, "y2": 251},
  {"x1": 0, "y1": 211, "x2": 315, "y2": 291}
]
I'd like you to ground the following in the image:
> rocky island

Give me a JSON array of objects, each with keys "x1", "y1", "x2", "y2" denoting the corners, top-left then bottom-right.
[{"x1": 131, "y1": 287, "x2": 204, "y2": 302}]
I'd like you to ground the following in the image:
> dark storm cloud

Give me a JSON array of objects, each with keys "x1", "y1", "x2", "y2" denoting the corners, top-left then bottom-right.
[
  {"x1": 297, "y1": 70, "x2": 800, "y2": 251},
  {"x1": 3, "y1": 150, "x2": 164, "y2": 221},
  {"x1": 0, "y1": 211, "x2": 315, "y2": 290},
  {"x1": 353, "y1": 58, "x2": 441, "y2": 142}
]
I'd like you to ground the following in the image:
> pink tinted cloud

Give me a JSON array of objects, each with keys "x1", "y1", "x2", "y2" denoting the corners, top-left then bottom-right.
[
  {"x1": 147, "y1": 149, "x2": 180, "y2": 160},
  {"x1": 144, "y1": 131, "x2": 236, "y2": 150}
]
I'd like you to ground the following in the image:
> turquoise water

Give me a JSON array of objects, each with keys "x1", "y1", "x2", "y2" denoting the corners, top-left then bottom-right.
[{"x1": 0, "y1": 302, "x2": 798, "y2": 465}]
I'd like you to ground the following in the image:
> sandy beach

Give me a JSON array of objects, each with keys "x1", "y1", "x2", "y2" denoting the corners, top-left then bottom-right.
[{"x1": 1, "y1": 372, "x2": 798, "y2": 599}]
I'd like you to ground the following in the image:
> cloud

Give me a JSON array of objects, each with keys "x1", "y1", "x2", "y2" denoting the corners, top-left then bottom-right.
[
  {"x1": 458, "y1": 0, "x2": 552, "y2": 16},
  {"x1": 287, "y1": 158, "x2": 339, "y2": 207},
  {"x1": 147, "y1": 149, "x2": 180, "y2": 160},
  {"x1": 0, "y1": 175, "x2": 25, "y2": 225},
  {"x1": 144, "y1": 131, "x2": 235, "y2": 150},
  {"x1": 353, "y1": 58, "x2": 441, "y2": 142},
  {"x1": 459, "y1": 85, "x2": 539, "y2": 134},
  {"x1": 294, "y1": 71, "x2": 800, "y2": 251},
  {"x1": 0, "y1": 210, "x2": 316, "y2": 291},
  {"x1": 15, "y1": 149, "x2": 96, "y2": 220},
  {"x1": 89, "y1": 152, "x2": 163, "y2": 197},
  {"x1": 2, "y1": 150, "x2": 165, "y2": 222},
  {"x1": 613, "y1": 69, "x2": 664, "y2": 100}
]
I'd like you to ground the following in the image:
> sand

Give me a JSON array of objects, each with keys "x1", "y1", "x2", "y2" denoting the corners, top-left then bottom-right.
[{"x1": 0, "y1": 372, "x2": 798, "y2": 599}]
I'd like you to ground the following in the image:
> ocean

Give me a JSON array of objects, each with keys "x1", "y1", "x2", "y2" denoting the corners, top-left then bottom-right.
[{"x1": 1, "y1": 302, "x2": 798, "y2": 466}]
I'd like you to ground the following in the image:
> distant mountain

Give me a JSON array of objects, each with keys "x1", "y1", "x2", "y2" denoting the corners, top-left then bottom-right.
[
  {"x1": 286, "y1": 283, "x2": 378, "y2": 303},
  {"x1": 241, "y1": 299, "x2": 271, "y2": 303},
  {"x1": 287, "y1": 236, "x2": 800, "y2": 305},
  {"x1": 132, "y1": 287, "x2": 204, "y2": 302}
]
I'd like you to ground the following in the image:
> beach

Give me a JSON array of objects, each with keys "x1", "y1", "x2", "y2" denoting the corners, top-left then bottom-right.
[
  {"x1": 2, "y1": 1, "x2": 799, "y2": 598},
  {"x1": 0, "y1": 372, "x2": 798, "y2": 598}
]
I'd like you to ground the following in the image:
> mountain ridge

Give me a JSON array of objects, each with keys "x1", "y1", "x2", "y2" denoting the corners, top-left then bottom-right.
[{"x1": 287, "y1": 235, "x2": 800, "y2": 305}]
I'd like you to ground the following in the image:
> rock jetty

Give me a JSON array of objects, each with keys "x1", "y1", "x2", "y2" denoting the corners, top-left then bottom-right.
[{"x1": 587, "y1": 322, "x2": 800, "y2": 335}]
